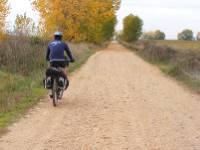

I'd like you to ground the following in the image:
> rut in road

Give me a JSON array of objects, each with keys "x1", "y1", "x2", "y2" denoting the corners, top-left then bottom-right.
[{"x1": 0, "y1": 43, "x2": 200, "y2": 150}]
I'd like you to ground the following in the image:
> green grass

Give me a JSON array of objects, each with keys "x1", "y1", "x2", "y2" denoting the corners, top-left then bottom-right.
[{"x1": 0, "y1": 47, "x2": 95, "y2": 131}]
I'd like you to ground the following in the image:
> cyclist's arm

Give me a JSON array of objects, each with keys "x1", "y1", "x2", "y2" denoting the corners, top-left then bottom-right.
[{"x1": 64, "y1": 43, "x2": 75, "y2": 62}]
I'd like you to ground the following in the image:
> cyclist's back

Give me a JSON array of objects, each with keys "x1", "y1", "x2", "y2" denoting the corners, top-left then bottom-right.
[
  {"x1": 46, "y1": 35, "x2": 74, "y2": 64},
  {"x1": 45, "y1": 32, "x2": 74, "y2": 90}
]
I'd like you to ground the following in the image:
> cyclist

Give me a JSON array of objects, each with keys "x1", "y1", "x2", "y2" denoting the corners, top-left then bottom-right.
[{"x1": 45, "y1": 31, "x2": 75, "y2": 89}]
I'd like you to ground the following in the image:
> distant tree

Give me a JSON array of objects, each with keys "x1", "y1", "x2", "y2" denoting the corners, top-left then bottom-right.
[
  {"x1": 141, "y1": 31, "x2": 155, "y2": 40},
  {"x1": 0, "y1": 0, "x2": 9, "y2": 39},
  {"x1": 154, "y1": 30, "x2": 165, "y2": 40},
  {"x1": 13, "y1": 13, "x2": 36, "y2": 36},
  {"x1": 177, "y1": 29, "x2": 194, "y2": 41},
  {"x1": 122, "y1": 14, "x2": 143, "y2": 42},
  {"x1": 196, "y1": 32, "x2": 200, "y2": 41},
  {"x1": 141, "y1": 30, "x2": 165, "y2": 40},
  {"x1": 115, "y1": 30, "x2": 123, "y2": 40}
]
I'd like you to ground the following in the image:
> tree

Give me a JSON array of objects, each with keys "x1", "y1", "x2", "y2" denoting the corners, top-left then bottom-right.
[
  {"x1": 177, "y1": 29, "x2": 194, "y2": 41},
  {"x1": 141, "y1": 31, "x2": 155, "y2": 40},
  {"x1": 122, "y1": 14, "x2": 143, "y2": 42},
  {"x1": 196, "y1": 32, "x2": 200, "y2": 41},
  {"x1": 13, "y1": 13, "x2": 36, "y2": 36},
  {"x1": 154, "y1": 30, "x2": 165, "y2": 40},
  {"x1": 32, "y1": 0, "x2": 121, "y2": 43},
  {"x1": 0, "y1": 0, "x2": 9, "y2": 39},
  {"x1": 141, "y1": 30, "x2": 165, "y2": 40}
]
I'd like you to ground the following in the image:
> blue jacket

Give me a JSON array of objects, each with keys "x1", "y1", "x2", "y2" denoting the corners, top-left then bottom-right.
[{"x1": 46, "y1": 40, "x2": 74, "y2": 62}]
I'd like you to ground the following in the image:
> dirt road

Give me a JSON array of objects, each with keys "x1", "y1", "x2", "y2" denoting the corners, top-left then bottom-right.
[{"x1": 1, "y1": 43, "x2": 200, "y2": 150}]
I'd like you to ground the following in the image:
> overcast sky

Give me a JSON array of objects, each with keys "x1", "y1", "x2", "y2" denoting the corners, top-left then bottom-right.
[{"x1": 7, "y1": 0, "x2": 200, "y2": 39}]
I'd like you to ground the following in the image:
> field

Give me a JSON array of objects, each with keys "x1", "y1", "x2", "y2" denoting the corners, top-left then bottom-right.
[{"x1": 153, "y1": 40, "x2": 200, "y2": 51}]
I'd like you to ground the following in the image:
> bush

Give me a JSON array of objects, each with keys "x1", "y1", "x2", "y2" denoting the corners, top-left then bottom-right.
[{"x1": 122, "y1": 14, "x2": 143, "y2": 42}]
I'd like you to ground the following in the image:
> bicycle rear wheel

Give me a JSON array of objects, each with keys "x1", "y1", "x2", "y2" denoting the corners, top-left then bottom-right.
[{"x1": 52, "y1": 79, "x2": 58, "y2": 107}]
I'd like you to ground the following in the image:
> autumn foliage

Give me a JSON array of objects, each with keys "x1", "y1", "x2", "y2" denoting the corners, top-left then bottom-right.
[
  {"x1": 0, "y1": 0, "x2": 9, "y2": 39},
  {"x1": 32, "y1": 0, "x2": 120, "y2": 43}
]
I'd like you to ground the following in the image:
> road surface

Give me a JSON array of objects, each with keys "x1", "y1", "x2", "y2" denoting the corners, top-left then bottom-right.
[{"x1": 0, "y1": 43, "x2": 200, "y2": 150}]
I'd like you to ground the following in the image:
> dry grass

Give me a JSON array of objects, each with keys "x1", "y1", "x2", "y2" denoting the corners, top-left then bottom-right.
[
  {"x1": 152, "y1": 40, "x2": 200, "y2": 51},
  {"x1": 0, "y1": 36, "x2": 46, "y2": 75}
]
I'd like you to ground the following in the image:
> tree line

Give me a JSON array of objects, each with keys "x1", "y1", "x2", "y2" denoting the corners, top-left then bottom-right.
[
  {"x1": 0, "y1": 0, "x2": 121, "y2": 43},
  {"x1": 119, "y1": 14, "x2": 200, "y2": 42}
]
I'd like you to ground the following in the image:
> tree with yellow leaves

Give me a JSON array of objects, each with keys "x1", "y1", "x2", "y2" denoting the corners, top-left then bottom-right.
[
  {"x1": 32, "y1": 0, "x2": 120, "y2": 43},
  {"x1": 14, "y1": 13, "x2": 36, "y2": 36},
  {"x1": 0, "y1": 0, "x2": 9, "y2": 39}
]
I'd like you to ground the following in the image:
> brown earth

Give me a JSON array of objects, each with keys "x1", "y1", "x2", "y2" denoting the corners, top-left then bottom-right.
[{"x1": 0, "y1": 43, "x2": 200, "y2": 150}]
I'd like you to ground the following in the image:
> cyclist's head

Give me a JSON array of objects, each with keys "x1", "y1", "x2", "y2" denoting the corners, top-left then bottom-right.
[{"x1": 54, "y1": 31, "x2": 63, "y2": 40}]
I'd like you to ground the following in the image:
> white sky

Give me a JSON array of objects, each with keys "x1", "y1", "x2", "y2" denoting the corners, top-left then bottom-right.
[
  {"x1": 7, "y1": 0, "x2": 200, "y2": 39},
  {"x1": 117, "y1": 0, "x2": 200, "y2": 39},
  {"x1": 6, "y1": 0, "x2": 39, "y2": 29}
]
